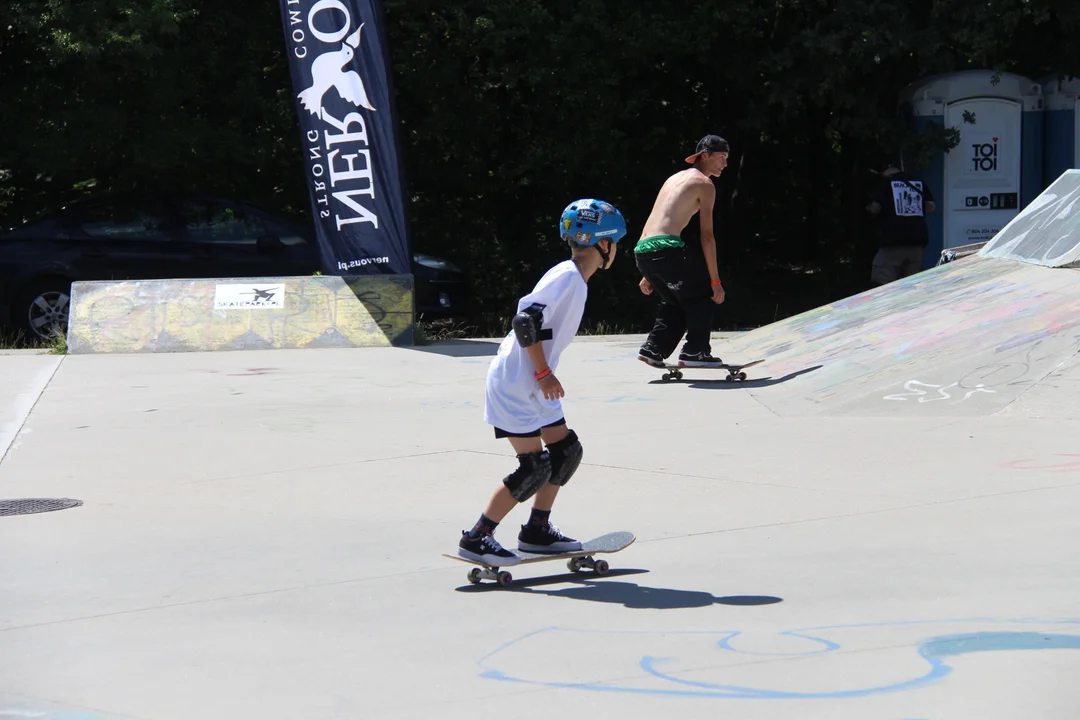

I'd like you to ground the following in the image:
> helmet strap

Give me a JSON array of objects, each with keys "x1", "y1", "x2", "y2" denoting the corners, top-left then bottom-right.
[{"x1": 595, "y1": 242, "x2": 611, "y2": 270}]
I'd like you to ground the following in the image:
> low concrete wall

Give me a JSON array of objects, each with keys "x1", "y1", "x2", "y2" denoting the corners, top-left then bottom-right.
[{"x1": 66, "y1": 274, "x2": 413, "y2": 354}]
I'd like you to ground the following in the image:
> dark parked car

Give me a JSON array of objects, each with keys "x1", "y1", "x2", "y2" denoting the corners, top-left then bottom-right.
[{"x1": 0, "y1": 193, "x2": 470, "y2": 340}]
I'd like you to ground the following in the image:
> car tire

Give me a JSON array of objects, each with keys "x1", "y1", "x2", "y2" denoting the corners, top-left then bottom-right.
[{"x1": 12, "y1": 277, "x2": 72, "y2": 343}]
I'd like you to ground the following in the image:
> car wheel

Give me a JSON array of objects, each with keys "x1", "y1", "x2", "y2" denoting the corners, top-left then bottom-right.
[{"x1": 14, "y1": 279, "x2": 72, "y2": 342}]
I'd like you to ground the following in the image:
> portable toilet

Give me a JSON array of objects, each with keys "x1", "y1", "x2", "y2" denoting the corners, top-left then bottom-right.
[
  {"x1": 898, "y1": 70, "x2": 1044, "y2": 267},
  {"x1": 1041, "y1": 75, "x2": 1080, "y2": 185}
]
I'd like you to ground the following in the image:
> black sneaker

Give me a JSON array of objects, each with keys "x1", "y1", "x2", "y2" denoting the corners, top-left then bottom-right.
[
  {"x1": 518, "y1": 522, "x2": 583, "y2": 554},
  {"x1": 638, "y1": 345, "x2": 665, "y2": 368},
  {"x1": 458, "y1": 531, "x2": 520, "y2": 566},
  {"x1": 678, "y1": 351, "x2": 724, "y2": 368}
]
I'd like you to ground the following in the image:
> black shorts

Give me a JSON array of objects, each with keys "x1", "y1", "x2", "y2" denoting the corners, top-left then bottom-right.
[{"x1": 493, "y1": 417, "x2": 566, "y2": 439}]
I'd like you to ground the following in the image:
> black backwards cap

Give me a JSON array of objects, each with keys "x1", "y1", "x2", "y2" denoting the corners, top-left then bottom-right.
[{"x1": 685, "y1": 134, "x2": 730, "y2": 164}]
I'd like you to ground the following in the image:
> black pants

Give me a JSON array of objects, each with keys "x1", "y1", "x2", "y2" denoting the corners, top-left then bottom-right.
[{"x1": 635, "y1": 246, "x2": 714, "y2": 357}]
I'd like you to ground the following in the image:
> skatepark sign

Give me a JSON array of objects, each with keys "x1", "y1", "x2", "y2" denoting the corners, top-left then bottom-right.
[{"x1": 213, "y1": 283, "x2": 287, "y2": 310}]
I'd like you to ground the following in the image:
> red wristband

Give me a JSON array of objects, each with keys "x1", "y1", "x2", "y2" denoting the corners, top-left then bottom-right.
[
  {"x1": 711, "y1": 279, "x2": 722, "y2": 286},
  {"x1": 535, "y1": 368, "x2": 552, "y2": 380}
]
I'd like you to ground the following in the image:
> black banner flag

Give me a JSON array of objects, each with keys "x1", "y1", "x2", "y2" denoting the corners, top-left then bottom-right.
[{"x1": 278, "y1": 0, "x2": 411, "y2": 276}]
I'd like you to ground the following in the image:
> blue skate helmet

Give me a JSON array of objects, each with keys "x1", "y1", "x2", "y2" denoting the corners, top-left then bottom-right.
[{"x1": 559, "y1": 198, "x2": 627, "y2": 269}]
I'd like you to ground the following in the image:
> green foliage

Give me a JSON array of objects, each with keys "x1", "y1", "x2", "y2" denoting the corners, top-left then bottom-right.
[
  {"x1": 2, "y1": 0, "x2": 1079, "y2": 329},
  {"x1": 0, "y1": 0, "x2": 307, "y2": 226}
]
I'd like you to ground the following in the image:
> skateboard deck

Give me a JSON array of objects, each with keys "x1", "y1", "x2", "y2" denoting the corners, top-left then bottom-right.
[
  {"x1": 655, "y1": 358, "x2": 764, "y2": 382},
  {"x1": 443, "y1": 530, "x2": 635, "y2": 587}
]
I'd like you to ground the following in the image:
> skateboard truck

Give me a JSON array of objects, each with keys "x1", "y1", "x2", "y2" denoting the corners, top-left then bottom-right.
[
  {"x1": 566, "y1": 555, "x2": 610, "y2": 574},
  {"x1": 466, "y1": 566, "x2": 516, "y2": 587}
]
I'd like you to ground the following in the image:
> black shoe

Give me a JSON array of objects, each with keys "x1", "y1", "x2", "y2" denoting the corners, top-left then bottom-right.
[
  {"x1": 518, "y1": 522, "x2": 583, "y2": 554},
  {"x1": 458, "y1": 531, "x2": 520, "y2": 566},
  {"x1": 638, "y1": 345, "x2": 665, "y2": 368},
  {"x1": 678, "y1": 351, "x2": 724, "y2": 368}
]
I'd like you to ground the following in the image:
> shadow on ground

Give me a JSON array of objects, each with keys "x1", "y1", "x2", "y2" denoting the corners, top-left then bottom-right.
[
  {"x1": 455, "y1": 569, "x2": 783, "y2": 609},
  {"x1": 409, "y1": 340, "x2": 503, "y2": 358}
]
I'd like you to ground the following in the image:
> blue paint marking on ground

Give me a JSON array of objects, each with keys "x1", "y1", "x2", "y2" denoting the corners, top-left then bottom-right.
[
  {"x1": 478, "y1": 619, "x2": 1080, "y2": 702},
  {"x1": 921, "y1": 631, "x2": 1080, "y2": 657},
  {"x1": 716, "y1": 629, "x2": 840, "y2": 657},
  {"x1": 637, "y1": 652, "x2": 950, "y2": 699}
]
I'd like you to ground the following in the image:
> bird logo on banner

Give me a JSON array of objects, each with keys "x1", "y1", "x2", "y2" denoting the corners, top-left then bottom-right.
[{"x1": 298, "y1": 23, "x2": 377, "y2": 115}]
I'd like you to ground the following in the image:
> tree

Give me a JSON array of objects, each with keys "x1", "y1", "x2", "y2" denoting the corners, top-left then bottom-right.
[{"x1": 3, "y1": 0, "x2": 1079, "y2": 332}]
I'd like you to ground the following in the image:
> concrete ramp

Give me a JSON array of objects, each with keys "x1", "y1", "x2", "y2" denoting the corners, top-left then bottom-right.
[
  {"x1": 1001, "y1": 349, "x2": 1080, "y2": 420},
  {"x1": 724, "y1": 255, "x2": 1080, "y2": 417},
  {"x1": 66, "y1": 275, "x2": 413, "y2": 354},
  {"x1": 979, "y1": 169, "x2": 1080, "y2": 268}
]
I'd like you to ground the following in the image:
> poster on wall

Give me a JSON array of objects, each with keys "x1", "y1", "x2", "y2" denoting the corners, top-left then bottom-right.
[{"x1": 213, "y1": 283, "x2": 287, "y2": 310}]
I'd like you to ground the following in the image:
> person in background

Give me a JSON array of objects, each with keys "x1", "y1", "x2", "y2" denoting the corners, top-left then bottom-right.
[
  {"x1": 635, "y1": 134, "x2": 729, "y2": 369},
  {"x1": 866, "y1": 161, "x2": 935, "y2": 286}
]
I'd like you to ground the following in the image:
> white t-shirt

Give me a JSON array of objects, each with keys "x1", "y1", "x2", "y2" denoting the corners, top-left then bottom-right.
[{"x1": 484, "y1": 260, "x2": 588, "y2": 433}]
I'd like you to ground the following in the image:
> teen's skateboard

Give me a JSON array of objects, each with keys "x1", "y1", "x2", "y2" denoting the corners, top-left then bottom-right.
[
  {"x1": 657, "y1": 358, "x2": 764, "y2": 382},
  {"x1": 443, "y1": 531, "x2": 635, "y2": 587}
]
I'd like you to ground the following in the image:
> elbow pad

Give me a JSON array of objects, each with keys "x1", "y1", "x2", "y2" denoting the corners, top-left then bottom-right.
[{"x1": 511, "y1": 303, "x2": 546, "y2": 347}]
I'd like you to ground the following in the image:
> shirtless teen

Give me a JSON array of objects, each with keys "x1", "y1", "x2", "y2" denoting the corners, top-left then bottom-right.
[{"x1": 634, "y1": 134, "x2": 729, "y2": 368}]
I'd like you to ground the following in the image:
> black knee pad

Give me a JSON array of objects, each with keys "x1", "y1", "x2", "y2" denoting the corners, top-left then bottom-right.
[
  {"x1": 503, "y1": 450, "x2": 552, "y2": 502},
  {"x1": 547, "y1": 429, "x2": 583, "y2": 487}
]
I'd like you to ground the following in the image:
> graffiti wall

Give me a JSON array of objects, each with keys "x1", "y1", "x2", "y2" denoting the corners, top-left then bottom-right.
[
  {"x1": 728, "y1": 256, "x2": 1080, "y2": 416},
  {"x1": 66, "y1": 275, "x2": 413, "y2": 354}
]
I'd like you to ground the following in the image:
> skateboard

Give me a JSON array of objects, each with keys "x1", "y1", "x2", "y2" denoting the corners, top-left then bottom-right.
[
  {"x1": 443, "y1": 531, "x2": 635, "y2": 587},
  {"x1": 656, "y1": 358, "x2": 764, "y2": 382}
]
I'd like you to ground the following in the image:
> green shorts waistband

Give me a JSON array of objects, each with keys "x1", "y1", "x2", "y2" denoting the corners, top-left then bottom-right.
[{"x1": 634, "y1": 234, "x2": 685, "y2": 253}]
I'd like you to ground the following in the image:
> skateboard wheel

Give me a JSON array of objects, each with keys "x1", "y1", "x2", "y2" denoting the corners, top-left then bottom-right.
[
  {"x1": 594, "y1": 559, "x2": 610, "y2": 575},
  {"x1": 567, "y1": 558, "x2": 583, "y2": 572},
  {"x1": 496, "y1": 571, "x2": 513, "y2": 587},
  {"x1": 737, "y1": 372, "x2": 747, "y2": 381},
  {"x1": 725, "y1": 375, "x2": 734, "y2": 382},
  {"x1": 675, "y1": 371, "x2": 683, "y2": 380},
  {"x1": 467, "y1": 568, "x2": 482, "y2": 585}
]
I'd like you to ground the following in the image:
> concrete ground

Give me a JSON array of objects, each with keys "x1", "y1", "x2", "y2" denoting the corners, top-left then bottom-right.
[{"x1": 2, "y1": 334, "x2": 1079, "y2": 719}]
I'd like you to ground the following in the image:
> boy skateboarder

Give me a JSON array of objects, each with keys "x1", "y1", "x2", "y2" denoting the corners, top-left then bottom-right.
[
  {"x1": 635, "y1": 134, "x2": 729, "y2": 368},
  {"x1": 457, "y1": 199, "x2": 628, "y2": 567}
]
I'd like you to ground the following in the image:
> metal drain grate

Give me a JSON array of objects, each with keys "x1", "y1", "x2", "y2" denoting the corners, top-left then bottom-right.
[{"x1": 0, "y1": 498, "x2": 83, "y2": 517}]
